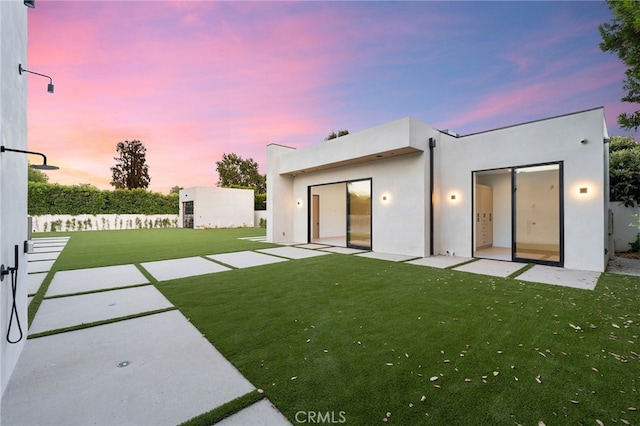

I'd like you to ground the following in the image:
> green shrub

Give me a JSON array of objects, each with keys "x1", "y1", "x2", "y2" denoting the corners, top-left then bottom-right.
[{"x1": 29, "y1": 182, "x2": 178, "y2": 215}]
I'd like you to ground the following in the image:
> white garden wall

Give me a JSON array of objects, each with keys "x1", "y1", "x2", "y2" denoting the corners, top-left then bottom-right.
[
  {"x1": 30, "y1": 214, "x2": 179, "y2": 233},
  {"x1": 610, "y1": 202, "x2": 640, "y2": 252}
]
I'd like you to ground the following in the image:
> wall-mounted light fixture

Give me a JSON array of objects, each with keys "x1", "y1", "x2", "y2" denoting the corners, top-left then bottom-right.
[
  {"x1": 450, "y1": 194, "x2": 457, "y2": 200},
  {"x1": 580, "y1": 138, "x2": 588, "y2": 145},
  {"x1": 579, "y1": 187, "x2": 589, "y2": 194},
  {"x1": 19, "y1": 64, "x2": 54, "y2": 93},
  {"x1": 24, "y1": 0, "x2": 35, "y2": 7},
  {"x1": 296, "y1": 200, "x2": 302, "y2": 207},
  {"x1": 381, "y1": 193, "x2": 391, "y2": 204},
  {"x1": 0, "y1": 146, "x2": 59, "y2": 170}
]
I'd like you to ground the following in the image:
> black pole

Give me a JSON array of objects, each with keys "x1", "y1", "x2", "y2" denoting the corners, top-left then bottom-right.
[{"x1": 429, "y1": 137, "x2": 436, "y2": 256}]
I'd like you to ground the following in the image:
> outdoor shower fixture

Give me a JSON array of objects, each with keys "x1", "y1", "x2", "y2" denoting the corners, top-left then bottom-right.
[
  {"x1": 18, "y1": 64, "x2": 54, "y2": 93},
  {"x1": 0, "y1": 146, "x2": 59, "y2": 170}
]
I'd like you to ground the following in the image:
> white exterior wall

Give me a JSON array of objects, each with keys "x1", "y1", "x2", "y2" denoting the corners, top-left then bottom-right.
[
  {"x1": 179, "y1": 187, "x2": 254, "y2": 229},
  {"x1": 267, "y1": 144, "x2": 296, "y2": 243},
  {"x1": 437, "y1": 108, "x2": 608, "y2": 271},
  {"x1": 268, "y1": 118, "x2": 436, "y2": 257},
  {"x1": 0, "y1": 0, "x2": 28, "y2": 395}
]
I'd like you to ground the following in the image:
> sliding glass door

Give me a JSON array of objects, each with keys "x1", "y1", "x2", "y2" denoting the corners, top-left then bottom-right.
[
  {"x1": 347, "y1": 180, "x2": 371, "y2": 249},
  {"x1": 512, "y1": 163, "x2": 563, "y2": 265}
]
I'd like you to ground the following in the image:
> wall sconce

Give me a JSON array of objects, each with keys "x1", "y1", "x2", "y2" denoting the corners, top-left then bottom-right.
[
  {"x1": 579, "y1": 187, "x2": 588, "y2": 194},
  {"x1": 450, "y1": 194, "x2": 457, "y2": 200},
  {"x1": 580, "y1": 139, "x2": 588, "y2": 145},
  {"x1": 0, "y1": 146, "x2": 59, "y2": 170},
  {"x1": 24, "y1": 0, "x2": 35, "y2": 7},
  {"x1": 19, "y1": 64, "x2": 54, "y2": 93},
  {"x1": 296, "y1": 200, "x2": 302, "y2": 207},
  {"x1": 381, "y1": 193, "x2": 391, "y2": 204}
]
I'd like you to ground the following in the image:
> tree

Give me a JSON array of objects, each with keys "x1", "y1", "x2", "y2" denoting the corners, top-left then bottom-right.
[
  {"x1": 215, "y1": 153, "x2": 265, "y2": 193},
  {"x1": 110, "y1": 140, "x2": 150, "y2": 189},
  {"x1": 324, "y1": 129, "x2": 350, "y2": 141},
  {"x1": 169, "y1": 186, "x2": 183, "y2": 195},
  {"x1": 599, "y1": 0, "x2": 640, "y2": 130},
  {"x1": 610, "y1": 135, "x2": 640, "y2": 207},
  {"x1": 28, "y1": 163, "x2": 49, "y2": 183}
]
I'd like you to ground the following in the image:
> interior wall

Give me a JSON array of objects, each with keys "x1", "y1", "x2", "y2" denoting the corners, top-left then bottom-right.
[
  {"x1": 311, "y1": 183, "x2": 346, "y2": 238},
  {"x1": 514, "y1": 169, "x2": 560, "y2": 246},
  {"x1": 476, "y1": 172, "x2": 511, "y2": 248}
]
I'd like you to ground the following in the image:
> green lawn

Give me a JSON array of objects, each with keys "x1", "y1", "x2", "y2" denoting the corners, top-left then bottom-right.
[{"x1": 32, "y1": 229, "x2": 640, "y2": 425}]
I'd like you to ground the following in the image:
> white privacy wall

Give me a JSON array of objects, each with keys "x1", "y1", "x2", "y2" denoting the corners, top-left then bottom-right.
[
  {"x1": 437, "y1": 108, "x2": 608, "y2": 272},
  {"x1": 0, "y1": 0, "x2": 28, "y2": 395}
]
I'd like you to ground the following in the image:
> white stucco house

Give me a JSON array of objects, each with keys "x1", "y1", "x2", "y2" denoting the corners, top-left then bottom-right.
[
  {"x1": 267, "y1": 107, "x2": 610, "y2": 272},
  {"x1": 0, "y1": 0, "x2": 29, "y2": 396},
  {"x1": 179, "y1": 187, "x2": 255, "y2": 229}
]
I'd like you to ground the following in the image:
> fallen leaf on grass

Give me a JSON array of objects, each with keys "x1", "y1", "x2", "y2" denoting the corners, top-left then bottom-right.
[
  {"x1": 629, "y1": 407, "x2": 637, "y2": 411},
  {"x1": 493, "y1": 371, "x2": 499, "y2": 376},
  {"x1": 291, "y1": 376, "x2": 297, "y2": 381},
  {"x1": 569, "y1": 323, "x2": 582, "y2": 330},
  {"x1": 592, "y1": 367, "x2": 599, "y2": 373},
  {"x1": 386, "y1": 363, "x2": 393, "y2": 366},
  {"x1": 465, "y1": 378, "x2": 471, "y2": 382},
  {"x1": 538, "y1": 421, "x2": 546, "y2": 426},
  {"x1": 621, "y1": 419, "x2": 630, "y2": 425},
  {"x1": 420, "y1": 395, "x2": 426, "y2": 402},
  {"x1": 596, "y1": 420, "x2": 604, "y2": 426},
  {"x1": 612, "y1": 323, "x2": 620, "y2": 328},
  {"x1": 570, "y1": 400, "x2": 579, "y2": 404},
  {"x1": 430, "y1": 376, "x2": 439, "y2": 382},
  {"x1": 535, "y1": 375, "x2": 541, "y2": 384}
]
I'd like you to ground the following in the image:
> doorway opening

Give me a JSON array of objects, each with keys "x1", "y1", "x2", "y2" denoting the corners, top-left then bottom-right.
[
  {"x1": 183, "y1": 201, "x2": 194, "y2": 229},
  {"x1": 309, "y1": 179, "x2": 372, "y2": 249},
  {"x1": 473, "y1": 162, "x2": 563, "y2": 266}
]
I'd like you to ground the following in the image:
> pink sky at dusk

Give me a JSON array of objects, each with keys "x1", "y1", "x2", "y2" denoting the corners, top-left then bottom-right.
[{"x1": 26, "y1": 1, "x2": 638, "y2": 194}]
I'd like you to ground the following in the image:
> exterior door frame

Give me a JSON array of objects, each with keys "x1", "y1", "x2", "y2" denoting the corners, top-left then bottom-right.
[{"x1": 471, "y1": 161, "x2": 564, "y2": 267}]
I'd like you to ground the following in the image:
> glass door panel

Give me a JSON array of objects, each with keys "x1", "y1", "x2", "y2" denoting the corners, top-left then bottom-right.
[
  {"x1": 513, "y1": 164, "x2": 562, "y2": 265},
  {"x1": 347, "y1": 180, "x2": 371, "y2": 249}
]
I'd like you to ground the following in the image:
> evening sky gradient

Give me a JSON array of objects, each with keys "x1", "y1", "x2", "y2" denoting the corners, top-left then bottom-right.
[{"x1": 26, "y1": 1, "x2": 638, "y2": 193}]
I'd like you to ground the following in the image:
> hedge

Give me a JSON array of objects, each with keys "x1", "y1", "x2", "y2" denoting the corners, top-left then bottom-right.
[{"x1": 28, "y1": 183, "x2": 179, "y2": 215}]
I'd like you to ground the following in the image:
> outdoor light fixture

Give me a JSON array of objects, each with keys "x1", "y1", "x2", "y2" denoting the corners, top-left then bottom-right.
[
  {"x1": 580, "y1": 138, "x2": 588, "y2": 145},
  {"x1": 18, "y1": 64, "x2": 54, "y2": 93},
  {"x1": 0, "y1": 146, "x2": 59, "y2": 170},
  {"x1": 579, "y1": 187, "x2": 589, "y2": 194},
  {"x1": 24, "y1": 0, "x2": 35, "y2": 8},
  {"x1": 450, "y1": 194, "x2": 457, "y2": 200}
]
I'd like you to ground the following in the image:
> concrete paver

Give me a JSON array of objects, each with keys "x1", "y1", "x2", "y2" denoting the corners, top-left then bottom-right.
[
  {"x1": 47, "y1": 264, "x2": 148, "y2": 297},
  {"x1": 29, "y1": 286, "x2": 174, "y2": 335},
  {"x1": 26, "y1": 272, "x2": 47, "y2": 295},
  {"x1": 296, "y1": 243, "x2": 331, "y2": 249},
  {"x1": 356, "y1": 252, "x2": 418, "y2": 262},
  {"x1": 2, "y1": 311, "x2": 256, "y2": 426},
  {"x1": 207, "y1": 251, "x2": 288, "y2": 269},
  {"x1": 516, "y1": 265, "x2": 600, "y2": 290},
  {"x1": 320, "y1": 247, "x2": 368, "y2": 255},
  {"x1": 257, "y1": 247, "x2": 331, "y2": 260},
  {"x1": 141, "y1": 256, "x2": 230, "y2": 282},
  {"x1": 453, "y1": 259, "x2": 527, "y2": 277},
  {"x1": 607, "y1": 256, "x2": 640, "y2": 276},
  {"x1": 217, "y1": 399, "x2": 292, "y2": 426},
  {"x1": 27, "y1": 252, "x2": 60, "y2": 262},
  {"x1": 27, "y1": 260, "x2": 55, "y2": 273},
  {"x1": 407, "y1": 255, "x2": 473, "y2": 269}
]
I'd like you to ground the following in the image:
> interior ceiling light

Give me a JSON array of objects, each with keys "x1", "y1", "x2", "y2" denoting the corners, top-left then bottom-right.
[
  {"x1": 19, "y1": 64, "x2": 54, "y2": 93},
  {"x1": 0, "y1": 146, "x2": 59, "y2": 170}
]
